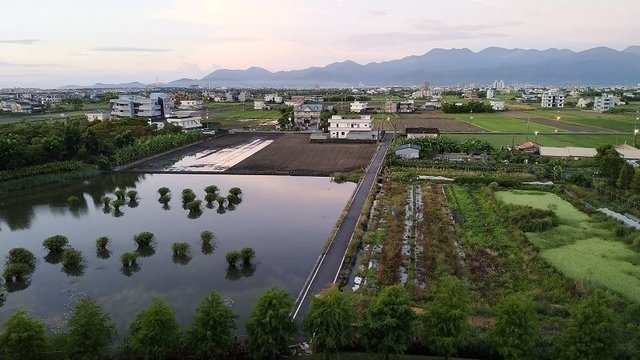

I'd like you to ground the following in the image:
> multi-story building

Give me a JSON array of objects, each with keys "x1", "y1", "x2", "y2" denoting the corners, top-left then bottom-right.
[
  {"x1": 328, "y1": 115, "x2": 378, "y2": 140},
  {"x1": 110, "y1": 93, "x2": 173, "y2": 119},
  {"x1": 178, "y1": 100, "x2": 203, "y2": 110},
  {"x1": 593, "y1": 94, "x2": 615, "y2": 112},
  {"x1": 541, "y1": 90, "x2": 565, "y2": 108},
  {"x1": 398, "y1": 100, "x2": 415, "y2": 113},
  {"x1": 293, "y1": 103, "x2": 323, "y2": 125},
  {"x1": 238, "y1": 91, "x2": 252, "y2": 102},
  {"x1": 350, "y1": 101, "x2": 369, "y2": 113},
  {"x1": 85, "y1": 110, "x2": 110, "y2": 122},
  {"x1": 384, "y1": 101, "x2": 398, "y2": 113},
  {"x1": 486, "y1": 88, "x2": 495, "y2": 99},
  {"x1": 490, "y1": 101, "x2": 505, "y2": 111},
  {"x1": 264, "y1": 93, "x2": 283, "y2": 103}
]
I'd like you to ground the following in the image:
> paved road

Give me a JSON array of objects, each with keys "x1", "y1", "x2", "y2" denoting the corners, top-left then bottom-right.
[{"x1": 293, "y1": 133, "x2": 392, "y2": 320}]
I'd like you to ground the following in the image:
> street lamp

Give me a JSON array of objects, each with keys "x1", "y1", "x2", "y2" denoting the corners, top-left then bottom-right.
[
  {"x1": 634, "y1": 129, "x2": 639, "y2": 147},
  {"x1": 555, "y1": 116, "x2": 560, "y2": 133}
]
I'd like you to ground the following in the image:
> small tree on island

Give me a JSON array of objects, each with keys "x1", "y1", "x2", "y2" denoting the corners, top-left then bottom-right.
[
  {"x1": 67, "y1": 297, "x2": 115, "y2": 359},
  {"x1": 204, "y1": 185, "x2": 219, "y2": 195},
  {"x1": 127, "y1": 299, "x2": 180, "y2": 359},
  {"x1": 225, "y1": 251, "x2": 241, "y2": 267},
  {"x1": 181, "y1": 188, "x2": 196, "y2": 204},
  {"x1": 158, "y1": 193, "x2": 171, "y2": 206},
  {"x1": 3, "y1": 248, "x2": 37, "y2": 283},
  {"x1": 96, "y1": 237, "x2": 110, "y2": 251},
  {"x1": 101, "y1": 196, "x2": 111, "y2": 208},
  {"x1": 204, "y1": 192, "x2": 217, "y2": 207},
  {"x1": 229, "y1": 187, "x2": 243, "y2": 197},
  {"x1": 42, "y1": 235, "x2": 69, "y2": 253},
  {"x1": 133, "y1": 232, "x2": 155, "y2": 247},
  {"x1": 158, "y1": 187, "x2": 170, "y2": 197},
  {"x1": 112, "y1": 198, "x2": 126, "y2": 212},
  {"x1": 240, "y1": 247, "x2": 256, "y2": 264},
  {"x1": 188, "y1": 291, "x2": 238, "y2": 358},
  {"x1": 171, "y1": 242, "x2": 191, "y2": 257},
  {"x1": 120, "y1": 252, "x2": 139, "y2": 268},
  {"x1": 246, "y1": 287, "x2": 297, "y2": 360},
  {"x1": 114, "y1": 188, "x2": 126, "y2": 200},
  {"x1": 61, "y1": 248, "x2": 85, "y2": 275},
  {"x1": 126, "y1": 190, "x2": 138, "y2": 202},
  {"x1": 67, "y1": 195, "x2": 80, "y2": 207},
  {"x1": 0, "y1": 310, "x2": 46, "y2": 360}
]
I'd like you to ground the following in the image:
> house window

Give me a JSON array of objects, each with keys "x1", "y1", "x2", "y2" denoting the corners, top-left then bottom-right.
[{"x1": 341, "y1": 132, "x2": 345, "y2": 136}]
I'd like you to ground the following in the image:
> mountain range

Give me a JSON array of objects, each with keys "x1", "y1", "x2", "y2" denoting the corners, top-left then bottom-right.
[{"x1": 61, "y1": 46, "x2": 640, "y2": 89}]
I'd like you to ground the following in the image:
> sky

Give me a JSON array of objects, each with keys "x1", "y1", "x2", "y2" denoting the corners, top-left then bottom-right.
[{"x1": 1, "y1": 0, "x2": 639, "y2": 88}]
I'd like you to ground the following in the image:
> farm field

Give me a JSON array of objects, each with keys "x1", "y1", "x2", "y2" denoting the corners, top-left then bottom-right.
[
  {"x1": 443, "y1": 133, "x2": 635, "y2": 147},
  {"x1": 203, "y1": 102, "x2": 282, "y2": 129},
  {"x1": 442, "y1": 113, "x2": 560, "y2": 133},
  {"x1": 496, "y1": 190, "x2": 640, "y2": 303},
  {"x1": 375, "y1": 113, "x2": 484, "y2": 133},
  {"x1": 523, "y1": 108, "x2": 640, "y2": 133}
]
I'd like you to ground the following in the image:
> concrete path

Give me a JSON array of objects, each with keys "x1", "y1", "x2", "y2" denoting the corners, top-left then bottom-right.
[{"x1": 292, "y1": 133, "x2": 392, "y2": 320}]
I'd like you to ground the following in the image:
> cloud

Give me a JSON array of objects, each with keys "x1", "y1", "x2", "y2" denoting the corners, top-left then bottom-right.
[
  {"x1": 91, "y1": 46, "x2": 170, "y2": 52},
  {"x1": 367, "y1": 9, "x2": 388, "y2": 16},
  {"x1": 0, "y1": 61, "x2": 57, "y2": 67},
  {"x1": 345, "y1": 30, "x2": 507, "y2": 49},
  {"x1": 0, "y1": 39, "x2": 40, "y2": 45}
]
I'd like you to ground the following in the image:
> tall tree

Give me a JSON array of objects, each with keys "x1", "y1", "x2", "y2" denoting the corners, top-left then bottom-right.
[
  {"x1": 304, "y1": 286, "x2": 353, "y2": 358},
  {"x1": 595, "y1": 144, "x2": 625, "y2": 185},
  {"x1": 246, "y1": 287, "x2": 296, "y2": 360},
  {"x1": 491, "y1": 293, "x2": 539, "y2": 360},
  {"x1": 67, "y1": 297, "x2": 115, "y2": 359},
  {"x1": 362, "y1": 285, "x2": 415, "y2": 360},
  {"x1": 616, "y1": 163, "x2": 634, "y2": 190},
  {"x1": 0, "y1": 309, "x2": 46, "y2": 360},
  {"x1": 423, "y1": 276, "x2": 471, "y2": 360},
  {"x1": 127, "y1": 299, "x2": 179, "y2": 360},
  {"x1": 555, "y1": 294, "x2": 618, "y2": 360},
  {"x1": 188, "y1": 291, "x2": 237, "y2": 359},
  {"x1": 630, "y1": 170, "x2": 640, "y2": 194}
]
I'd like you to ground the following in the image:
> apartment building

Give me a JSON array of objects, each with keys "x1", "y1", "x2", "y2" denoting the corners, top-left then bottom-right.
[
  {"x1": 541, "y1": 90, "x2": 565, "y2": 108},
  {"x1": 593, "y1": 94, "x2": 615, "y2": 112},
  {"x1": 328, "y1": 115, "x2": 378, "y2": 140}
]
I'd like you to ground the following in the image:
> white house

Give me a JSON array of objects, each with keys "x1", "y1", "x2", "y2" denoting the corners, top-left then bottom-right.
[
  {"x1": 594, "y1": 94, "x2": 615, "y2": 112},
  {"x1": 165, "y1": 110, "x2": 202, "y2": 130},
  {"x1": 576, "y1": 98, "x2": 590, "y2": 108},
  {"x1": 85, "y1": 110, "x2": 109, "y2": 122},
  {"x1": 541, "y1": 90, "x2": 565, "y2": 108},
  {"x1": 328, "y1": 115, "x2": 378, "y2": 140},
  {"x1": 264, "y1": 94, "x2": 283, "y2": 103},
  {"x1": 490, "y1": 101, "x2": 505, "y2": 111},
  {"x1": 486, "y1": 88, "x2": 495, "y2": 99},
  {"x1": 253, "y1": 101, "x2": 269, "y2": 110},
  {"x1": 395, "y1": 144, "x2": 421, "y2": 159},
  {"x1": 350, "y1": 101, "x2": 369, "y2": 113},
  {"x1": 178, "y1": 100, "x2": 203, "y2": 110}
]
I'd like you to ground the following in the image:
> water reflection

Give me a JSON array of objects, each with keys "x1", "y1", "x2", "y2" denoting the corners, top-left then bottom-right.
[
  {"x1": 172, "y1": 254, "x2": 192, "y2": 265},
  {"x1": 0, "y1": 173, "x2": 355, "y2": 334},
  {"x1": 135, "y1": 245, "x2": 156, "y2": 258},
  {"x1": 44, "y1": 252, "x2": 63, "y2": 265}
]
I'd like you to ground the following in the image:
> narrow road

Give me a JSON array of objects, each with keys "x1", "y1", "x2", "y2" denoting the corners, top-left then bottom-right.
[{"x1": 293, "y1": 133, "x2": 392, "y2": 320}]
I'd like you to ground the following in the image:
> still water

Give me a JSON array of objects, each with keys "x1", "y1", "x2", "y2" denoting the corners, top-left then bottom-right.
[{"x1": 0, "y1": 173, "x2": 355, "y2": 337}]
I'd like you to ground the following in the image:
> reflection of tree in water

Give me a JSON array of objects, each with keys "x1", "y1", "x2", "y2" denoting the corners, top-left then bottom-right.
[
  {"x1": 187, "y1": 209, "x2": 203, "y2": 219},
  {"x1": 128, "y1": 200, "x2": 140, "y2": 208},
  {"x1": 62, "y1": 265, "x2": 85, "y2": 277},
  {"x1": 172, "y1": 254, "x2": 192, "y2": 265},
  {"x1": 120, "y1": 263, "x2": 141, "y2": 277},
  {"x1": 96, "y1": 249, "x2": 111, "y2": 259},
  {"x1": 44, "y1": 251, "x2": 63, "y2": 265},
  {"x1": 216, "y1": 206, "x2": 227, "y2": 215},
  {"x1": 201, "y1": 242, "x2": 215, "y2": 255},
  {"x1": 135, "y1": 245, "x2": 156, "y2": 258},
  {"x1": 225, "y1": 263, "x2": 257, "y2": 281},
  {"x1": 0, "y1": 291, "x2": 5, "y2": 307},
  {"x1": 6, "y1": 278, "x2": 31, "y2": 293},
  {"x1": 0, "y1": 172, "x2": 144, "y2": 230}
]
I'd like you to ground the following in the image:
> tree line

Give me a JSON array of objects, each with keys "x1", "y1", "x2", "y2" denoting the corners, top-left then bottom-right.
[
  {"x1": 0, "y1": 276, "x2": 620, "y2": 360},
  {"x1": 0, "y1": 118, "x2": 188, "y2": 171}
]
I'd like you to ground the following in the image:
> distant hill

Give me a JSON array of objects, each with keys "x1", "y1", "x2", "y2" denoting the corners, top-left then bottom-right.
[{"x1": 60, "y1": 46, "x2": 640, "y2": 89}]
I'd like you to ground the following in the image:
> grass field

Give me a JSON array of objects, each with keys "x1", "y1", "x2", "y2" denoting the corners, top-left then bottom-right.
[
  {"x1": 496, "y1": 190, "x2": 640, "y2": 302},
  {"x1": 520, "y1": 107, "x2": 640, "y2": 133},
  {"x1": 442, "y1": 113, "x2": 560, "y2": 133},
  {"x1": 443, "y1": 133, "x2": 634, "y2": 147}
]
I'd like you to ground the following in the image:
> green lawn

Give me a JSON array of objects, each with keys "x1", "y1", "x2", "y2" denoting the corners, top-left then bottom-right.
[
  {"x1": 524, "y1": 108, "x2": 640, "y2": 133},
  {"x1": 496, "y1": 190, "x2": 640, "y2": 303},
  {"x1": 443, "y1": 133, "x2": 634, "y2": 148}
]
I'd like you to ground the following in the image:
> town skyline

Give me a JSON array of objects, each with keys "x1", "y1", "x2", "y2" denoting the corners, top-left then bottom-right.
[{"x1": 2, "y1": 0, "x2": 639, "y2": 88}]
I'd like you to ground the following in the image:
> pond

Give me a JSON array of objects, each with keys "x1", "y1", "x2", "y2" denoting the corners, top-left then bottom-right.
[{"x1": 0, "y1": 173, "x2": 355, "y2": 337}]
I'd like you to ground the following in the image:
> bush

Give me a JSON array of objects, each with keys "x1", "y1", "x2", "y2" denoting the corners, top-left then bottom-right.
[
  {"x1": 201, "y1": 231, "x2": 214, "y2": 244},
  {"x1": 181, "y1": 188, "x2": 196, "y2": 203},
  {"x1": 6, "y1": 248, "x2": 36, "y2": 270},
  {"x1": 112, "y1": 198, "x2": 126, "y2": 211},
  {"x1": 204, "y1": 185, "x2": 219, "y2": 194},
  {"x1": 186, "y1": 200, "x2": 202, "y2": 212},
  {"x1": 503, "y1": 204, "x2": 559, "y2": 232},
  {"x1": 96, "y1": 236, "x2": 110, "y2": 250},
  {"x1": 67, "y1": 195, "x2": 80, "y2": 206},
  {"x1": 158, "y1": 194, "x2": 171, "y2": 205},
  {"x1": 229, "y1": 187, "x2": 242, "y2": 197},
  {"x1": 158, "y1": 187, "x2": 170, "y2": 197},
  {"x1": 101, "y1": 196, "x2": 112, "y2": 207},
  {"x1": 114, "y1": 188, "x2": 126, "y2": 200},
  {"x1": 225, "y1": 251, "x2": 241, "y2": 267},
  {"x1": 615, "y1": 225, "x2": 631, "y2": 238},
  {"x1": 67, "y1": 297, "x2": 115, "y2": 359},
  {"x1": 133, "y1": 232, "x2": 155, "y2": 247},
  {"x1": 61, "y1": 248, "x2": 84, "y2": 272},
  {"x1": 120, "y1": 252, "x2": 139, "y2": 268},
  {"x1": 204, "y1": 192, "x2": 217, "y2": 205},
  {"x1": 126, "y1": 190, "x2": 138, "y2": 202},
  {"x1": 3, "y1": 263, "x2": 33, "y2": 282},
  {"x1": 171, "y1": 242, "x2": 191, "y2": 257},
  {"x1": 240, "y1": 247, "x2": 256, "y2": 264},
  {"x1": 42, "y1": 235, "x2": 69, "y2": 253}
]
